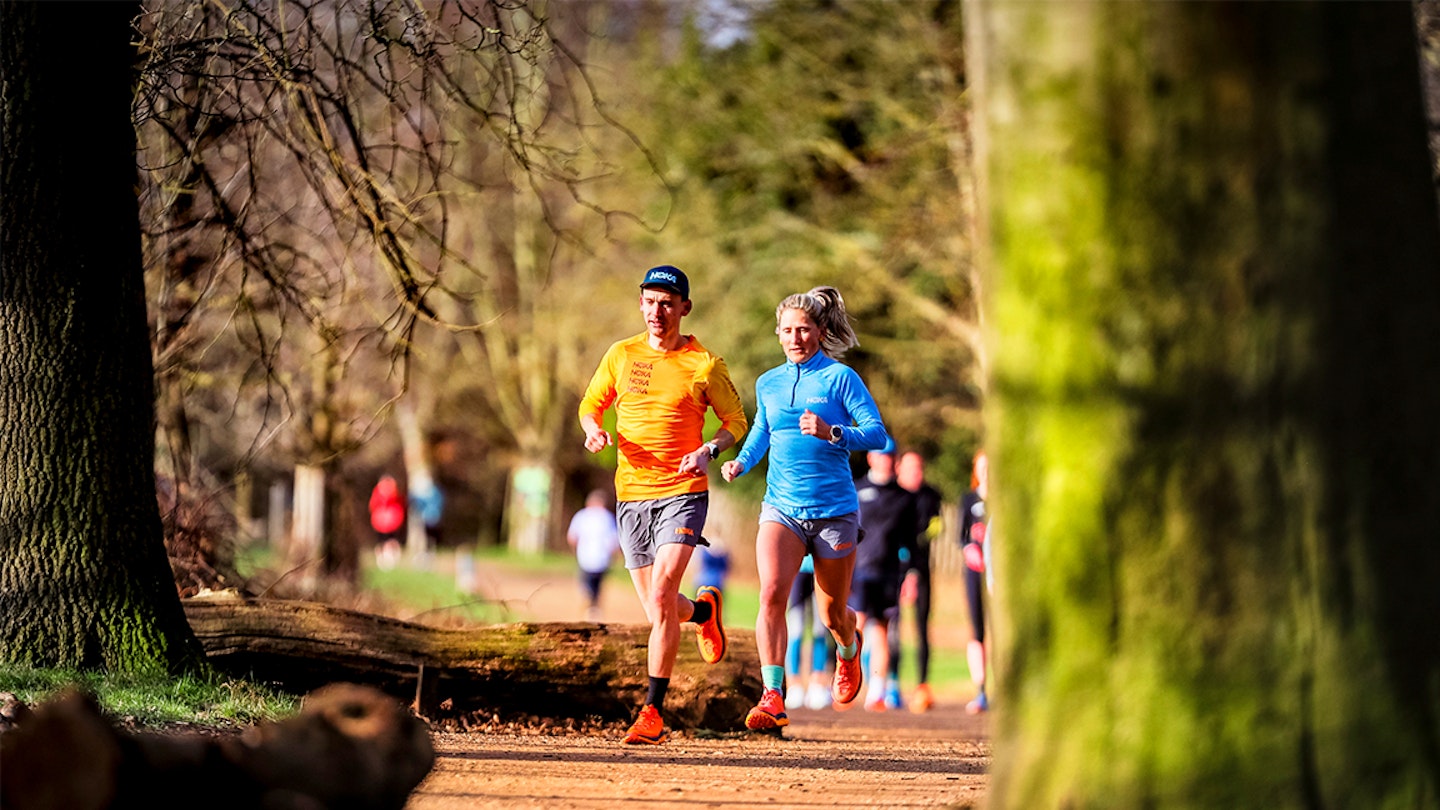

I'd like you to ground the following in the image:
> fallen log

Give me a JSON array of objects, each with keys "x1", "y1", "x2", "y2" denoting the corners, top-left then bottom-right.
[{"x1": 182, "y1": 592, "x2": 761, "y2": 731}]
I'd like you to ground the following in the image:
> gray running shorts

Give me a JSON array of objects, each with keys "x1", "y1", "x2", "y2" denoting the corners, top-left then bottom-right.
[
  {"x1": 615, "y1": 492, "x2": 709, "y2": 569},
  {"x1": 758, "y1": 503, "x2": 860, "y2": 560}
]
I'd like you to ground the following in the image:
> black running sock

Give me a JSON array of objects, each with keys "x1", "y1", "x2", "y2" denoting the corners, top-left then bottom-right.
[
  {"x1": 646, "y1": 676, "x2": 670, "y2": 708},
  {"x1": 689, "y1": 598, "x2": 713, "y2": 625}
]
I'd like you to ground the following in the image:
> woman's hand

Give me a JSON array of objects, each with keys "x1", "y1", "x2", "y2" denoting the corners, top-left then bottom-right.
[
  {"x1": 798, "y1": 409, "x2": 831, "y2": 439},
  {"x1": 721, "y1": 460, "x2": 743, "y2": 482}
]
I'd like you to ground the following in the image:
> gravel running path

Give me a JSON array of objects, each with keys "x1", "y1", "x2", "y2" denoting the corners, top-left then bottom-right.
[{"x1": 408, "y1": 699, "x2": 991, "y2": 809}]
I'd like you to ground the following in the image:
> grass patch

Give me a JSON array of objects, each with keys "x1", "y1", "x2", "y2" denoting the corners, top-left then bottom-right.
[
  {"x1": 233, "y1": 540, "x2": 279, "y2": 581},
  {"x1": 0, "y1": 666, "x2": 298, "y2": 728},
  {"x1": 467, "y1": 545, "x2": 576, "y2": 575},
  {"x1": 364, "y1": 561, "x2": 509, "y2": 624},
  {"x1": 909, "y1": 650, "x2": 974, "y2": 692},
  {"x1": 711, "y1": 582, "x2": 760, "y2": 630}
]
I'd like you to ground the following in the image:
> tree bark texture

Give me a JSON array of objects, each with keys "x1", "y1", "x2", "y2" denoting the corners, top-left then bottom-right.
[
  {"x1": 183, "y1": 594, "x2": 761, "y2": 731},
  {"x1": 0, "y1": 2, "x2": 204, "y2": 673},
  {"x1": 968, "y1": 2, "x2": 1440, "y2": 807}
]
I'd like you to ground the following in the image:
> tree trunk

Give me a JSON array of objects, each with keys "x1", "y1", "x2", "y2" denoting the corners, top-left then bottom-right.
[
  {"x1": 287, "y1": 463, "x2": 326, "y2": 591},
  {"x1": 506, "y1": 463, "x2": 556, "y2": 555},
  {"x1": 968, "y1": 2, "x2": 1440, "y2": 806},
  {"x1": 183, "y1": 594, "x2": 759, "y2": 731},
  {"x1": 0, "y1": 1, "x2": 204, "y2": 673},
  {"x1": 397, "y1": 399, "x2": 435, "y2": 558}
]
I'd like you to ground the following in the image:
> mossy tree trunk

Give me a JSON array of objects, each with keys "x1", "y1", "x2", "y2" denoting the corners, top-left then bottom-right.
[
  {"x1": 0, "y1": 2, "x2": 204, "y2": 674},
  {"x1": 967, "y1": 2, "x2": 1440, "y2": 807}
]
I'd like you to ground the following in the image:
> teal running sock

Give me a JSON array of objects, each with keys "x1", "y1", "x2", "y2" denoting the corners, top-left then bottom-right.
[
  {"x1": 762, "y1": 664, "x2": 785, "y2": 692},
  {"x1": 838, "y1": 640, "x2": 858, "y2": 660}
]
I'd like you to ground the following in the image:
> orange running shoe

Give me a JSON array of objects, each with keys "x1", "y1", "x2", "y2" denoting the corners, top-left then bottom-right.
[
  {"x1": 744, "y1": 688, "x2": 790, "y2": 730},
  {"x1": 910, "y1": 683, "x2": 935, "y2": 714},
  {"x1": 693, "y1": 585, "x2": 726, "y2": 664},
  {"x1": 832, "y1": 628, "x2": 864, "y2": 705},
  {"x1": 622, "y1": 704, "x2": 669, "y2": 745}
]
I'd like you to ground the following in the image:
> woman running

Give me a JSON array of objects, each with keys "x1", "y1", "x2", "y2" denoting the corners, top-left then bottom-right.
[{"x1": 721, "y1": 286, "x2": 891, "y2": 729}]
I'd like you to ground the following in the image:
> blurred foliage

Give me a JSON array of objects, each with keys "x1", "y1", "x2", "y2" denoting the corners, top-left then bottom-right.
[
  {"x1": 138, "y1": 0, "x2": 985, "y2": 567},
  {"x1": 590, "y1": 0, "x2": 983, "y2": 495}
]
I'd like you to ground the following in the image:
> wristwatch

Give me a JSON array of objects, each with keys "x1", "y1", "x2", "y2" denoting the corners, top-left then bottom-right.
[
  {"x1": 702, "y1": 441, "x2": 721, "y2": 460},
  {"x1": 828, "y1": 425, "x2": 843, "y2": 445}
]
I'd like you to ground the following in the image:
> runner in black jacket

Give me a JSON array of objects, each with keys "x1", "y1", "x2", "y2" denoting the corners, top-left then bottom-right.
[{"x1": 848, "y1": 441, "x2": 917, "y2": 710}]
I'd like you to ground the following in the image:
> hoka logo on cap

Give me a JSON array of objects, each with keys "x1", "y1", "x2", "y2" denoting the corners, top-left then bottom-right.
[{"x1": 640, "y1": 265, "x2": 689, "y2": 300}]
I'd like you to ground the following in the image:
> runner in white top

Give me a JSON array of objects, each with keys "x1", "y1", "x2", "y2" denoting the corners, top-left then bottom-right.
[{"x1": 567, "y1": 489, "x2": 621, "y2": 621}]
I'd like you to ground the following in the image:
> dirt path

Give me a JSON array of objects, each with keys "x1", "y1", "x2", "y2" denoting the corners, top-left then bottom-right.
[
  {"x1": 407, "y1": 700, "x2": 990, "y2": 809},
  {"x1": 398, "y1": 555, "x2": 991, "y2": 807}
]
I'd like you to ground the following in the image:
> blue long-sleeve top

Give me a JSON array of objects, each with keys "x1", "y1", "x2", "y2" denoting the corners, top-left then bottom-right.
[{"x1": 733, "y1": 352, "x2": 890, "y2": 519}]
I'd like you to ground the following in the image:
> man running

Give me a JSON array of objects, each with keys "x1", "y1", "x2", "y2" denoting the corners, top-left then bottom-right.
[{"x1": 579, "y1": 264, "x2": 748, "y2": 745}]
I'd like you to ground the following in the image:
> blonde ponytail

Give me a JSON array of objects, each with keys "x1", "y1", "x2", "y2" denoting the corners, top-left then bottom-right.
[{"x1": 775, "y1": 286, "x2": 858, "y2": 359}]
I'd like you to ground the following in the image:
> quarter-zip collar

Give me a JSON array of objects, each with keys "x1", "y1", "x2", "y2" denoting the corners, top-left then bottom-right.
[{"x1": 785, "y1": 351, "x2": 831, "y2": 406}]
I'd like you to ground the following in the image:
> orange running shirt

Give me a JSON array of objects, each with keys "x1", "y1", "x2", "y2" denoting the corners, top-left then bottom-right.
[{"x1": 579, "y1": 334, "x2": 748, "y2": 502}]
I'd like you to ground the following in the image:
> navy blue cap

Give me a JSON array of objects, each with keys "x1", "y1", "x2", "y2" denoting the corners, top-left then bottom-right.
[{"x1": 640, "y1": 265, "x2": 689, "y2": 300}]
